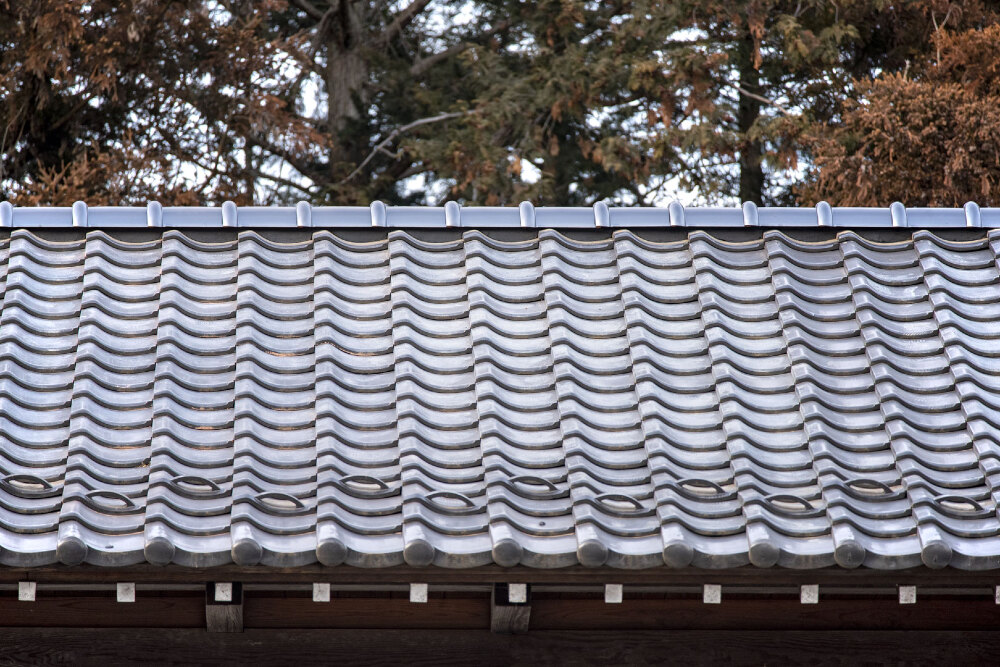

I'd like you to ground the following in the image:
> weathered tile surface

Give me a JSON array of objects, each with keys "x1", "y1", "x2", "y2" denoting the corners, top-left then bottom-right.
[{"x1": 1, "y1": 227, "x2": 1000, "y2": 570}]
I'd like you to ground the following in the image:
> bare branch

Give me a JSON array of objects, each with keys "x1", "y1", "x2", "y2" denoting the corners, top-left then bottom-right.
[
  {"x1": 280, "y1": 4, "x2": 342, "y2": 98},
  {"x1": 380, "y1": 0, "x2": 433, "y2": 45},
  {"x1": 931, "y1": 5, "x2": 957, "y2": 67},
  {"x1": 410, "y1": 20, "x2": 511, "y2": 77},
  {"x1": 410, "y1": 43, "x2": 470, "y2": 77},
  {"x1": 248, "y1": 168, "x2": 316, "y2": 196},
  {"x1": 289, "y1": 0, "x2": 325, "y2": 21},
  {"x1": 245, "y1": 136, "x2": 324, "y2": 182},
  {"x1": 340, "y1": 109, "x2": 476, "y2": 183},
  {"x1": 727, "y1": 82, "x2": 794, "y2": 117},
  {"x1": 51, "y1": 92, "x2": 100, "y2": 132}
]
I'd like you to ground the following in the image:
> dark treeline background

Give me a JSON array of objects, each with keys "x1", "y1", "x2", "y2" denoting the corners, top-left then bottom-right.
[{"x1": 2, "y1": 0, "x2": 999, "y2": 207}]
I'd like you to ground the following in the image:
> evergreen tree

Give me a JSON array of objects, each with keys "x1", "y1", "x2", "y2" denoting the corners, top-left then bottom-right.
[
  {"x1": 4, "y1": 1, "x2": 990, "y2": 207},
  {"x1": 624, "y1": 0, "x2": 959, "y2": 204}
]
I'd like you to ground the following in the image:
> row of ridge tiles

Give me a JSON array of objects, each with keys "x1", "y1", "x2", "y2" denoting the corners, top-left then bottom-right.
[
  {"x1": 4, "y1": 227, "x2": 1000, "y2": 570},
  {"x1": 2, "y1": 201, "x2": 1000, "y2": 228}
]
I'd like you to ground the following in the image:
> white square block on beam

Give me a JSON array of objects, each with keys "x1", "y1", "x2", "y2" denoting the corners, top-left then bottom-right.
[
  {"x1": 214, "y1": 582, "x2": 233, "y2": 603},
  {"x1": 313, "y1": 583, "x2": 331, "y2": 602},
  {"x1": 117, "y1": 583, "x2": 135, "y2": 603},
  {"x1": 899, "y1": 586, "x2": 916, "y2": 604},
  {"x1": 800, "y1": 584, "x2": 819, "y2": 604},
  {"x1": 18, "y1": 581, "x2": 36, "y2": 602},
  {"x1": 703, "y1": 584, "x2": 722, "y2": 604},
  {"x1": 410, "y1": 583, "x2": 428, "y2": 603},
  {"x1": 508, "y1": 583, "x2": 528, "y2": 604},
  {"x1": 604, "y1": 584, "x2": 623, "y2": 604}
]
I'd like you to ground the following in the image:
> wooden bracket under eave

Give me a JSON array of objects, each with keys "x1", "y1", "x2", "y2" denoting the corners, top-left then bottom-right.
[
  {"x1": 490, "y1": 583, "x2": 530, "y2": 634},
  {"x1": 205, "y1": 582, "x2": 243, "y2": 633}
]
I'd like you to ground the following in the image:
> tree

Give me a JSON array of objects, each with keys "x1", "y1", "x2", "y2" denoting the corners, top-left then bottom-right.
[
  {"x1": 411, "y1": 0, "x2": 970, "y2": 206},
  {"x1": 801, "y1": 20, "x2": 1000, "y2": 206},
  {"x1": 412, "y1": 1, "x2": 684, "y2": 205},
  {"x1": 0, "y1": 0, "x2": 319, "y2": 205},
  {"x1": 2, "y1": 1, "x2": 673, "y2": 206},
  {"x1": 338, "y1": 0, "x2": 945, "y2": 206},
  {"x1": 623, "y1": 0, "x2": 980, "y2": 205},
  {"x1": 5, "y1": 1, "x2": 990, "y2": 208},
  {"x1": 256, "y1": 0, "x2": 681, "y2": 206},
  {"x1": 258, "y1": 0, "x2": 505, "y2": 203}
]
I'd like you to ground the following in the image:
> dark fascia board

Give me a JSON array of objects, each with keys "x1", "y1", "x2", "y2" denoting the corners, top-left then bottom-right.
[
  {"x1": 3, "y1": 564, "x2": 999, "y2": 588},
  {"x1": 1, "y1": 200, "x2": 997, "y2": 229}
]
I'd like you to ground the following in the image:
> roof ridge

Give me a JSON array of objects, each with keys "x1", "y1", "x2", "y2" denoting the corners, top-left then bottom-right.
[{"x1": 0, "y1": 200, "x2": 997, "y2": 229}]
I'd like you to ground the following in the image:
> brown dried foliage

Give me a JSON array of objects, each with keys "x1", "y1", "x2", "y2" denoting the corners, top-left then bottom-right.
[
  {"x1": 803, "y1": 24, "x2": 1000, "y2": 206},
  {"x1": 1, "y1": 0, "x2": 319, "y2": 205}
]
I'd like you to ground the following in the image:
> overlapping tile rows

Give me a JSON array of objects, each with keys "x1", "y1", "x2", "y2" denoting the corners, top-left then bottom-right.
[{"x1": 2, "y1": 226, "x2": 1000, "y2": 570}]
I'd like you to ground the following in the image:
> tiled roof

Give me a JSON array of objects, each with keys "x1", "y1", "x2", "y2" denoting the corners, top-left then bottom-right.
[{"x1": 2, "y1": 211, "x2": 1000, "y2": 570}]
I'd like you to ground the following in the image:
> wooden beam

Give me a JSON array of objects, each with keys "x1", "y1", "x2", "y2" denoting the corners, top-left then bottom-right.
[
  {"x1": 0, "y1": 592, "x2": 205, "y2": 628},
  {"x1": 0, "y1": 591, "x2": 998, "y2": 631},
  {"x1": 3, "y1": 564, "x2": 1000, "y2": 588},
  {"x1": 243, "y1": 592, "x2": 488, "y2": 629},
  {"x1": 491, "y1": 583, "x2": 530, "y2": 634},
  {"x1": 527, "y1": 596, "x2": 1000, "y2": 631},
  {"x1": 3, "y1": 629, "x2": 1000, "y2": 665},
  {"x1": 206, "y1": 582, "x2": 243, "y2": 633}
]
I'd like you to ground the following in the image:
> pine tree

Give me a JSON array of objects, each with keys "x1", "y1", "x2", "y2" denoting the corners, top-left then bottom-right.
[
  {"x1": 622, "y1": 0, "x2": 963, "y2": 205},
  {"x1": 5, "y1": 1, "x2": 989, "y2": 207}
]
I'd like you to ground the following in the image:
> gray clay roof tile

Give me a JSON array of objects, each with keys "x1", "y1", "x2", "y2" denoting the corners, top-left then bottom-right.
[{"x1": 1, "y1": 205, "x2": 1000, "y2": 570}]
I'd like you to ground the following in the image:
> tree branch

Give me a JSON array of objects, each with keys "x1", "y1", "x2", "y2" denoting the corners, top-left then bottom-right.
[
  {"x1": 726, "y1": 82, "x2": 794, "y2": 117},
  {"x1": 245, "y1": 136, "x2": 325, "y2": 183},
  {"x1": 380, "y1": 0, "x2": 433, "y2": 45},
  {"x1": 340, "y1": 109, "x2": 475, "y2": 183},
  {"x1": 289, "y1": 0, "x2": 325, "y2": 21},
  {"x1": 248, "y1": 168, "x2": 316, "y2": 196},
  {"x1": 409, "y1": 20, "x2": 510, "y2": 77},
  {"x1": 410, "y1": 42, "x2": 469, "y2": 77},
  {"x1": 51, "y1": 92, "x2": 100, "y2": 132},
  {"x1": 280, "y1": 4, "x2": 342, "y2": 98},
  {"x1": 315, "y1": 1, "x2": 342, "y2": 37}
]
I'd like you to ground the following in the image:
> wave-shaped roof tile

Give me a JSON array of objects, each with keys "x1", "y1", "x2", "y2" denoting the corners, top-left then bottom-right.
[{"x1": 1, "y1": 214, "x2": 1000, "y2": 570}]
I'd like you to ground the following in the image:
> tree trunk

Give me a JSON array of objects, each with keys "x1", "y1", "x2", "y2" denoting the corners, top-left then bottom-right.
[
  {"x1": 323, "y1": 1, "x2": 369, "y2": 188},
  {"x1": 326, "y1": 50, "x2": 367, "y2": 135},
  {"x1": 737, "y1": 35, "x2": 763, "y2": 204}
]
